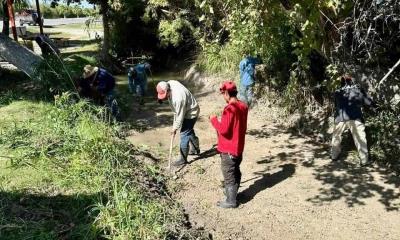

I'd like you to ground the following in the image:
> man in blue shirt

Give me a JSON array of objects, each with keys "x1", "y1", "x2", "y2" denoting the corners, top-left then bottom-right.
[
  {"x1": 331, "y1": 74, "x2": 375, "y2": 166},
  {"x1": 128, "y1": 62, "x2": 151, "y2": 105},
  {"x1": 82, "y1": 65, "x2": 118, "y2": 117},
  {"x1": 239, "y1": 55, "x2": 261, "y2": 107}
]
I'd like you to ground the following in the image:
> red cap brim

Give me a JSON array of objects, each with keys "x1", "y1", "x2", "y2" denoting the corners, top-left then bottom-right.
[{"x1": 157, "y1": 91, "x2": 167, "y2": 100}]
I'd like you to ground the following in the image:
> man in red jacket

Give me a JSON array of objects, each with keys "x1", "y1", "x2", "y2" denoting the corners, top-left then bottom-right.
[{"x1": 209, "y1": 81, "x2": 248, "y2": 208}]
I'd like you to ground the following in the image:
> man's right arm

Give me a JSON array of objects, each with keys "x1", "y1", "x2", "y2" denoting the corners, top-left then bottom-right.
[
  {"x1": 210, "y1": 107, "x2": 233, "y2": 137},
  {"x1": 239, "y1": 60, "x2": 246, "y2": 74},
  {"x1": 172, "y1": 99, "x2": 185, "y2": 131},
  {"x1": 361, "y1": 89, "x2": 375, "y2": 107}
]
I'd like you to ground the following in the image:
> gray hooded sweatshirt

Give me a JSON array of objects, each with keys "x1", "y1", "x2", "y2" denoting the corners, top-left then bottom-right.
[{"x1": 167, "y1": 80, "x2": 200, "y2": 131}]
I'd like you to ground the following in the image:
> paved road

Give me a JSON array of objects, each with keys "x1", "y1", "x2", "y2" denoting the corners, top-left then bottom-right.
[
  {"x1": 41, "y1": 17, "x2": 91, "y2": 26},
  {"x1": 0, "y1": 17, "x2": 96, "y2": 29}
]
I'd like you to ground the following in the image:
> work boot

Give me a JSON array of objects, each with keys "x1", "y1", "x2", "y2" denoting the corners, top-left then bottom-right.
[
  {"x1": 172, "y1": 147, "x2": 189, "y2": 166},
  {"x1": 172, "y1": 157, "x2": 187, "y2": 166},
  {"x1": 224, "y1": 183, "x2": 241, "y2": 197},
  {"x1": 217, "y1": 184, "x2": 238, "y2": 208},
  {"x1": 189, "y1": 137, "x2": 200, "y2": 155},
  {"x1": 219, "y1": 181, "x2": 226, "y2": 196},
  {"x1": 139, "y1": 97, "x2": 145, "y2": 105},
  {"x1": 360, "y1": 158, "x2": 372, "y2": 167}
]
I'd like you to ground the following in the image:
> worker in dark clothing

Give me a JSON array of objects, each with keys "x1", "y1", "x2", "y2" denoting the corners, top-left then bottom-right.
[
  {"x1": 209, "y1": 81, "x2": 249, "y2": 208},
  {"x1": 128, "y1": 62, "x2": 151, "y2": 105},
  {"x1": 81, "y1": 65, "x2": 118, "y2": 117},
  {"x1": 331, "y1": 74, "x2": 375, "y2": 166}
]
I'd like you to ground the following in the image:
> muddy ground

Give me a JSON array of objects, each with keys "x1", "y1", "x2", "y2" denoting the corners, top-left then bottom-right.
[{"x1": 126, "y1": 77, "x2": 400, "y2": 240}]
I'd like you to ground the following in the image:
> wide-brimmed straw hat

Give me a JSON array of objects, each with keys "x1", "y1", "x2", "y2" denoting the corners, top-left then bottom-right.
[{"x1": 82, "y1": 65, "x2": 99, "y2": 79}]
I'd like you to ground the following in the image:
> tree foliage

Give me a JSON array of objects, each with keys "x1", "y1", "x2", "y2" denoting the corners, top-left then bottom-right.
[{"x1": 40, "y1": 3, "x2": 97, "y2": 19}]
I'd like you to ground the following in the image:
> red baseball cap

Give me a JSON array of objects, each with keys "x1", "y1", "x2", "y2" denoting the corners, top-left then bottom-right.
[
  {"x1": 156, "y1": 81, "x2": 169, "y2": 100},
  {"x1": 219, "y1": 81, "x2": 237, "y2": 93}
]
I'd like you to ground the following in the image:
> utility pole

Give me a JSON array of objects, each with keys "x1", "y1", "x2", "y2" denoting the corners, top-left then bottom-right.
[
  {"x1": 34, "y1": 0, "x2": 43, "y2": 34},
  {"x1": 6, "y1": 0, "x2": 18, "y2": 41}
]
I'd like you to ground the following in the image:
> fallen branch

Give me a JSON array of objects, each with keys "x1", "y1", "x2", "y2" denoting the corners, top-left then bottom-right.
[
  {"x1": 378, "y1": 58, "x2": 400, "y2": 88},
  {"x1": 319, "y1": 10, "x2": 340, "y2": 31}
]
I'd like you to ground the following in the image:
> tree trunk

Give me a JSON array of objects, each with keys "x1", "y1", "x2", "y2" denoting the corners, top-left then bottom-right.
[
  {"x1": 2, "y1": 1, "x2": 10, "y2": 35},
  {"x1": 0, "y1": 33, "x2": 43, "y2": 77},
  {"x1": 100, "y1": 0, "x2": 111, "y2": 64}
]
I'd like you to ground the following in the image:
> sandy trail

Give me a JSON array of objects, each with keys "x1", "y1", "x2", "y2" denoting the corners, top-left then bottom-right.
[{"x1": 127, "y1": 79, "x2": 400, "y2": 240}]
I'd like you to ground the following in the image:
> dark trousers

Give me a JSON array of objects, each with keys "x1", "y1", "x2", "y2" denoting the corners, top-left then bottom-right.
[
  {"x1": 220, "y1": 153, "x2": 243, "y2": 186},
  {"x1": 180, "y1": 118, "x2": 199, "y2": 160}
]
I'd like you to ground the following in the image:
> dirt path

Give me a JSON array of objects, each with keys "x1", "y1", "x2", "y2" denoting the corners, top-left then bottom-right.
[{"x1": 127, "y1": 79, "x2": 400, "y2": 240}]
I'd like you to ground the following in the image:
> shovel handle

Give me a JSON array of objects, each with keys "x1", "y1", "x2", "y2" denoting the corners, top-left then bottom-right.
[{"x1": 168, "y1": 133, "x2": 175, "y2": 172}]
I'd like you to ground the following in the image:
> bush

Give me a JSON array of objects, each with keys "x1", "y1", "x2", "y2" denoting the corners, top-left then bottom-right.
[{"x1": 366, "y1": 106, "x2": 400, "y2": 169}]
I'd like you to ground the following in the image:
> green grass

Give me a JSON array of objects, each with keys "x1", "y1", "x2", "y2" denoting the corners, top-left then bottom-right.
[
  {"x1": 26, "y1": 23, "x2": 102, "y2": 40},
  {"x1": 0, "y1": 93, "x2": 204, "y2": 239},
  {"x1": 61, "y1": 22, "x2": 103, "y2": 31},
  {"x1": 61, "y1": 42, "x2": 100, "y2": 55}
]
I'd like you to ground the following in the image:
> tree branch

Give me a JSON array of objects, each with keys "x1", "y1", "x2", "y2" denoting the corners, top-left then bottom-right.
[{"x1": 378, "y1": 58, "x2": 400, "y2": 87}]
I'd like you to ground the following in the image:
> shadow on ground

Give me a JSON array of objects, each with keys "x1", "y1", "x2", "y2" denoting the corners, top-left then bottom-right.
[
  {"x1": 0, "y1": 191, "x2": 100, "y2": 239},
  {"x1": 239, "y1": 164, "x2": 296, "y2": 204},
  {"x1": 286, "y1": 120, "x2": 400, "y2": 211},
  {"x1": 246, "y1": 116, "x2": 400, "y2": 211},
  {"x1": 190, "y1": 145, "x2": 219, "y2": 163},
  {"x1": 305, "y1": 160, "x2": 400, "y2": 211}
]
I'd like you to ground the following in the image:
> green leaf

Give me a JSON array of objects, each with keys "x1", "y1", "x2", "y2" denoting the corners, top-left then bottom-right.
[
  {"x1": 199, "y1": 0, "x2": 206, "y2": 9},
  {"x1": 199, "y1": 15, "x2": 206, "y2": 22},
  {"x1": 301, "y1": 20, "x2": 310, "y2": 31}
]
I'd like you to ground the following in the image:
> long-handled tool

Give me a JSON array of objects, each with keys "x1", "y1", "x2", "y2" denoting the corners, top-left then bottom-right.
[{"x1": 168, "y1": 133, "x2": 176, "y2": 172}]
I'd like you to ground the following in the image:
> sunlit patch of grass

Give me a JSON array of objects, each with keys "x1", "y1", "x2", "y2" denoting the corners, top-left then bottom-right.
[{"x1": 61, "y1": 43, "x2": 100, "y2": 55}]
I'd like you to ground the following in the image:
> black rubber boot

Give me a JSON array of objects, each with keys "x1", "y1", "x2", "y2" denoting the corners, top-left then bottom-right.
[
  {"x1": 217, "y1": 184, "x2": 238, "y2": 208},
  {"x1": 172, "y1": 148, "x2": 189, "y2": 166},
  {"x1": 189, "y1": 136, "x2": 200, "y2": 155},
  {"x1": 139, "y1": 97, "x2": 145, "y2": 105}
]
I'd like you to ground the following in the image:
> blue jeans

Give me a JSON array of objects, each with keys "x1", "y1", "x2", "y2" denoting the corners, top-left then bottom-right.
[
  {"x1": 180, "y1": 118, "x2": 200, "y2": 161},
  {"x1": 128, "y1": 76, "x2": 135, "y2": 93},
  {"x1": 239, "y1": 84, "x2": 254, "y2": 107},
  {"x1": 128, "y1": 76, "x2": 147, "y2": 97}
]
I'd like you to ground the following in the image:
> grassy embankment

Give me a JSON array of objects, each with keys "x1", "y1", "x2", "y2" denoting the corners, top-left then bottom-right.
[{"x1": 0, "y1": 23, "x2": 206, "y2": 239}]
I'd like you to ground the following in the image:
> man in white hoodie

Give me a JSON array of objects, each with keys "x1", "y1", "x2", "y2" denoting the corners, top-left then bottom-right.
[{"x1": 156, "y1": 81, "x2": 201, "y2": 166}]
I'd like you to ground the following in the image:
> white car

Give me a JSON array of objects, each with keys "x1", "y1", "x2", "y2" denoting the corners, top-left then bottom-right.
[{"x1": 16, "y1": 9, "x2": 44, "y2": 26}]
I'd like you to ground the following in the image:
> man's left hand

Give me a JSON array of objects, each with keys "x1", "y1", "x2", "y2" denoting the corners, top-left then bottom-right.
[{"x1": 209, "y1": 115, "x2": 217, "y2": 120}]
